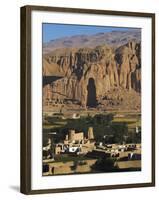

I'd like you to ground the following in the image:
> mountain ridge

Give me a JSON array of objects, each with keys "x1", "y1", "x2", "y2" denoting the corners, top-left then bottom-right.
[{"x1": 43, "y1": 29, "x2": 141, "y2": 54}]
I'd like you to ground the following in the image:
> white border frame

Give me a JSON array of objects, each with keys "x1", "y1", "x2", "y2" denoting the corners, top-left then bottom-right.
[{"x1": 31, "y1": 10, "x2": 152, "y2": 190}]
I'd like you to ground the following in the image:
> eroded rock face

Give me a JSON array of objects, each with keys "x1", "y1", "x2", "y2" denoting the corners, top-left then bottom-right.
[
  {"x1": 43, "y1": 41, "x2": 141, "y2": 108},
  {"x1": 115, "y1": 41, "x2": 141, "y2": 92}
]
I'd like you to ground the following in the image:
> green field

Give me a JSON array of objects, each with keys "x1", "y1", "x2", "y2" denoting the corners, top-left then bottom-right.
[
  {"x1": 112, "y1": 116, "x2": 141, "y2": 129},
  {"x1": 43, "y1": 111, "x2": 141, "y2": 144}
]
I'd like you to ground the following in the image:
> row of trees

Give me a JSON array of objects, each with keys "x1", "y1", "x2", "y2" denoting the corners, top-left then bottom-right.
[{"x1": 44, "y1": 113, "x2": 141, "y2": 144}]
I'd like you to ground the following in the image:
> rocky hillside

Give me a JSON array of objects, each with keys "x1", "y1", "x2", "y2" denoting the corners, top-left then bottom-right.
[{"x1": 43, "y1": 40, "x2": 141, "y2": 110}]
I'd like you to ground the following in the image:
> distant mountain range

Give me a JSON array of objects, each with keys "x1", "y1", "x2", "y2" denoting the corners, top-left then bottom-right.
[{"x1": 43, "y1": 29, "x2": 141, "y2": 54}]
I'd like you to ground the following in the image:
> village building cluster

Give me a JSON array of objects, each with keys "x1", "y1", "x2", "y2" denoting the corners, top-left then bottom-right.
[
  {"x1": 43, "y1": 126, "x2": 141, "y2": 175},
  {"x1": 43, "y1": 127, "x2": 95, "y2": 159},
  {"x1": 43, "y1": 126, "x2": 141, "y2": 160}
]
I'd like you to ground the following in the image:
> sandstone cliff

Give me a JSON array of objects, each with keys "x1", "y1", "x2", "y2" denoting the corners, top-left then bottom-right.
[{"x1": 43, "y1": 41, "x2": 141, "y2": 109}]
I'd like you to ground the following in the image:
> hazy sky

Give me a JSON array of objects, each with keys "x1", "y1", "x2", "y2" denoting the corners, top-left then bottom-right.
[{"x1": 43, "y1": 23, "x2": 138, "y2": 43}]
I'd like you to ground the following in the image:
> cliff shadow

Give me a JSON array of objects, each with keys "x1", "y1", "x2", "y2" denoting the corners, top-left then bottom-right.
[{"x1": 43, "y1": 76, "x2": 63, "y2": 86}]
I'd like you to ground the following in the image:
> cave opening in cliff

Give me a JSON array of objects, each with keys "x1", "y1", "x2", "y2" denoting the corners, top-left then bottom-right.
[{"x1": 87, "y1": 78, "x2": 97, "y2": 107}]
